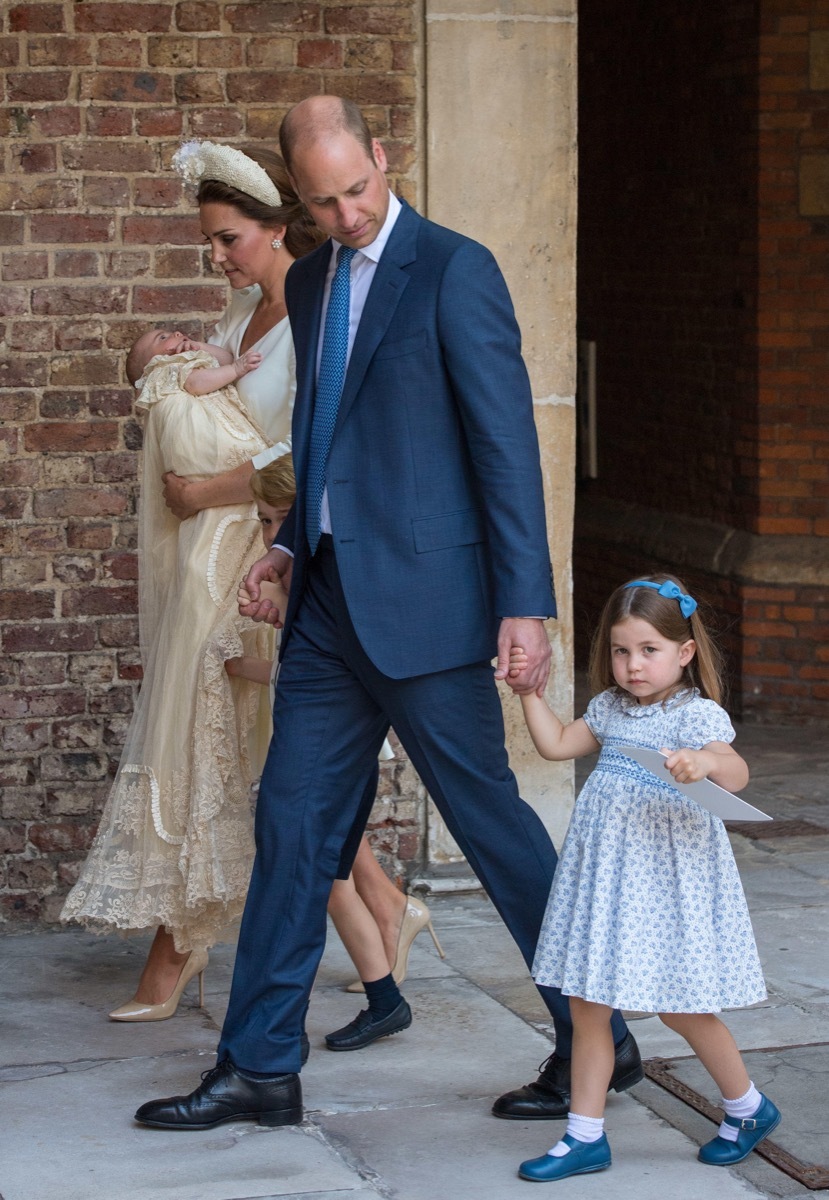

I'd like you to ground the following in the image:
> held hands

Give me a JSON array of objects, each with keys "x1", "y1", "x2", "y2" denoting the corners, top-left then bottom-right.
[
  {"x1": 494, "y1": 618, "x2": 551, "y2": 696},
  {"x1": 238, "y1": 547, "x2": 291, "y2": 626}
]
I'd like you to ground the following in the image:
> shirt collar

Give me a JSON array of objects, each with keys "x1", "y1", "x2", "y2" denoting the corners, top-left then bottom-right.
[{"x1": 329, "y1": 191, "x2": 402, "y2": 266}]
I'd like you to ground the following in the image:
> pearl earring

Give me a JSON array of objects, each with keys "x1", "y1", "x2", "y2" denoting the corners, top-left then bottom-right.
[{"x1": 271, "y1": 237, "x2": 282, "y2": 250}]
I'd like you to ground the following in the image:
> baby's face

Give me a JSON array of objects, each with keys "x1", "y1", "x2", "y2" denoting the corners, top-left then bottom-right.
[
  {"x1": 136, "y1": 328, "x2": 188, "y2": 370},
  {"x1": 257, "y1": 501, "x2": 291, "y2": 549}
]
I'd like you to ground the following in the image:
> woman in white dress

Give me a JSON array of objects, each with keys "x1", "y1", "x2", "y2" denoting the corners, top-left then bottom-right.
[{"x1": 61, "y1": 144, "x2": 325, "y2": 1016}]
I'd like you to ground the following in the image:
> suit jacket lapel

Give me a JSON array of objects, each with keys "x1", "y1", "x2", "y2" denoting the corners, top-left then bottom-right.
[{"x1": 334, "y1": 201, "x2": 420, "y2": 432}]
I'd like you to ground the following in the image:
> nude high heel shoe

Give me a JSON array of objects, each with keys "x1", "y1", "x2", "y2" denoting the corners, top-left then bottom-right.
[
  {"x1": 346, "y1": 896, "x2": 445, "y2": 992},
  {"x1": 108, "y1": 949, "x2": 209, "y2": 1022}
]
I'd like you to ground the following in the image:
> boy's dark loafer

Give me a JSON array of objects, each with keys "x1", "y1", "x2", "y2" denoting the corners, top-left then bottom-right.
[
  {"x1": 325, "y1": 999, "x2": 412, "y2": 1051},
  {"x1": 492, "y1": 1031, "x2": 643, "y2": 1119},
  {"x1": 134, "y1": 1059, "x2": 302, "y2": 1129}
]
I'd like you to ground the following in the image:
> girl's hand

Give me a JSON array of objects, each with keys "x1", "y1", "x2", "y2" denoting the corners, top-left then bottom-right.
[
  {"x1": 237, "y1": 583, "x2": 252, "y2": 607},
  {"x1": 508, "y1": 646, "x2": 529, "y2": 678},
  {"x1": 663, "y1": 747, "x2": 710, "y2": 784},
  {"x1": 663, "y1": 741, "x2": 750, "y2": 792},
  {"x1": 225, "y1": 656, "x2": 244, "y2": 678}
]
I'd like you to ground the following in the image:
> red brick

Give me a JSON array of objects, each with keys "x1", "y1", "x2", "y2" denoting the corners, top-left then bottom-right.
[
  {"x1": 133, "y1": 284, "x2": 226, "y2": 313},
  {"x1": 63, "y1": 142, "x2": 155, "y2": 173},
  {"x1": 102, "y1": 552, "x2": 139, "y2": 580},
  {"x1": 7, "y1": 71, "x2": 71, "y2": 102},
  {"x1": 29, "y1": 106, "x2": 82, "y2": 137},
  {"x1": 97, "y1": 617, "x2": 139, "y2": 647},
  {"x1": 226, "y1": 3, "x2": 320, "y2": 33},
  {"x1": 0, "y1": 358, "x2": 49, "y2": 388},
  {"x1": 0, "y1": 216, "x2": 25, "y2": 246},
  {"x1": 24, "y1": 422, "x2": 119, "y2": 454},
  {"x1": 89, "y1": 388, "x2": 135, "y2": 417},
  {"x1": 62, "y1": 585, "x2": 138, "y2": 617},
  {"x1": 32, "y1": 285, "x2": 127, "y2": 315},
  {"x1": 148, "y1": 36, "x2": 197, "y2": 67},
  {"x1": 174, "y1": 71, "x2": 225, "y2": 103},
  {"x1": 0, "y1": 690, "x2": 85, "y2": 720},
  {"x1": 28, "y1": 36, "x2": 93, "y2": 66},
  {"x1": 134, "y1": 178, "x2": 183, "y2": 208},
  {"x1": 0, "y1": 721, "x2": 51, "y2": 752},
  {"x1": 97, "y1": 37, "x2": 143, "y2": 67},
  {"x1": 0, "y1": 590, "x2": 54, "y2": 621},
  {"x1": 2, "y1": 252, "x2": 49, "y2": 281},
  {"x1": 79, "y1": 70, "x2": 174, "y2": 104},
  {"x1": 176, "y1": 2, "x2": 221, "y2": 31},
  {"x1": 85, "y1": 107, "x2": 134, "y2": 137},
  {"x1": 75, "y1": 4, "x2": 172, "y2": 32},
  {"x1": 29, "y1": 214, "x2": 114, "y2": 243},
  {"x1": 326, "y1": 6, "x2": 411, "y2": 34},
  {"x1": 66, "y1": 522, "x2": 114, "y2": 550},
  {"x1": 298, "y1": 38, "x2": 343, "y2": 68},
  {"x1": 123, "y1": 215, "x2": 203, "y2": 245},
  {"x1": 136, "y1": 108, "x2": 183, "y2": 136},
  {"x1": 190, "y1": 107, "x2": 246, "y2": 136},
  {"x1": 197, "y1": 37, "x2": 243, "y2": 67},
  {"x1": 227, "y1": 71, "x2": 316, "y2": 103},
  {"x1": 0, "y1": 178, "x2": 79, "y2": 211},
  {"x1": 9, "y1": 4, "x2": 65, "y2": 32},
  {"x1": 55, "y1": 251, "x2": 101, "y2": 278},
  {"x1": 0, "y1": 393, "x2": 36, "y2": 422},
  {"x1": 27, "y1": 821, "x2": 97, "y2": 852},
  {"x1": 83, "y1": 176, "x2": 131, "y2": 207},
  {"x1": 33, "y1": 489, "x2": 129, "y2": 519}
]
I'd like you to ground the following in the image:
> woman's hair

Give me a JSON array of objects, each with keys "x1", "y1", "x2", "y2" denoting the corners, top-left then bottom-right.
[
  {"x1": 249, "y1": 453, "x2": 296, "y2": 509},
  {"x1": 588, "y1": 572, "x2": 724, "y2": 704},
  {"x1": 197, "y1": 146, "x2": 323, "y2": 260}
]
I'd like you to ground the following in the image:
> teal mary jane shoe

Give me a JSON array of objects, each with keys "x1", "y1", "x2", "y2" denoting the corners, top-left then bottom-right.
[
  {"x1": 519, "y1": 1134, "x2": 612, "y2": 1182},
  {"x1": 698, "y1": 1094, "x2": 781, "y2": 1166}
]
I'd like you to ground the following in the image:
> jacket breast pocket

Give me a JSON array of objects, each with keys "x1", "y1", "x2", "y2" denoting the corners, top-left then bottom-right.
[
  {"x1": 372, "y1": 330, "x2": 430, "y2": 361},
  {"x1": 412, "y1": 509, "x2": 486, "y2": 553}
]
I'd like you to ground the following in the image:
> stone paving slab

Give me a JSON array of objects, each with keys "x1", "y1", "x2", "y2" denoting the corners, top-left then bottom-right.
[
  {"x1": 318, "y1": 1091, "x2": 764, "y2": 1200},
  {"x1": 0, "y1": 1054, "x2": 377, "y2": 1200}
]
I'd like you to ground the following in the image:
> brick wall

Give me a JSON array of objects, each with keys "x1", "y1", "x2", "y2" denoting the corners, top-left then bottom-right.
[
  {"x1": 0, "y1": 0, "x2": 418, "y2": 926},
  {"x1": 575, "y1": 0, "x2": 829, "y2": 722}
]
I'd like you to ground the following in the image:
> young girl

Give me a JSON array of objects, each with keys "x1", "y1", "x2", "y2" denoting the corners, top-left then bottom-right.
[{"x1": 511, "y1": 575, "x2": 779, "y2": 1182}]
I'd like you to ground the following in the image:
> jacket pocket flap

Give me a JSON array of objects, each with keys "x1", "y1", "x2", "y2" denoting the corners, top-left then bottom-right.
[
  {"x1": 372, "y1": 330, "x2": 429, "y2": 361},
  {"x1": 412, "y1": 509, "x2": 485, "y2": 553}
]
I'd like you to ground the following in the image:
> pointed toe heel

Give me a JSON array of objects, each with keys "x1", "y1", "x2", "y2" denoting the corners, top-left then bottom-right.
[
  {"x1": 345, "y1": 895, "x2": 445, "y2": 992},
  {"x1": 109, "y1": 949, "x2": 209, "y2": 1023}
]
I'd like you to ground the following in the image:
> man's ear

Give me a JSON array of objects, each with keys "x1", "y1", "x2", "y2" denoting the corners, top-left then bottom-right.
[{"x1": 372, "y1": 139, "x2": 388, "y2": 173}]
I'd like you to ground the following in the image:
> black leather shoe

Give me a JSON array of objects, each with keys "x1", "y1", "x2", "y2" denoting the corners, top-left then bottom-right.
[
  {"x1": 491, "y1": 1031, "x2": 643, "y2": 1119},
  {"x1": 325, "y1": 999, "x2": 412, "y2": 1051},
  {"x1": 134, "y1": 1059, "x2": 303, "y2": 1129}
]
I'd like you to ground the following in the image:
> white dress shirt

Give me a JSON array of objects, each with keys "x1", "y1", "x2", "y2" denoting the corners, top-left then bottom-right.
[{"x1": 317, "y1": 192, "x2": 402, "y2": 533}]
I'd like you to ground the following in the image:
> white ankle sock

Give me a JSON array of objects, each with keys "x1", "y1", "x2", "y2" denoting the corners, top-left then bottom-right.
[
  {"x1": 548, "y1": 1112, "x2": 605, "y2": 1157},
  {"x1": 718, "y1": 1082, "x2": 762, "y2": 1142}
]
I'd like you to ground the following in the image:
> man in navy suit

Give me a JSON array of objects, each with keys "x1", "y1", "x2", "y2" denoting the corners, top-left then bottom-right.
[{"x1": 135, "y1": 96, "x2": 640, "y2": 1130}]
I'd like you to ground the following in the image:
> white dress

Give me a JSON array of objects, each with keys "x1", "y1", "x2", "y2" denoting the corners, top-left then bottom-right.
[
  {"x1": 532, "y1": 688, "x2": 767, "y2": 1013},
  {"x1": 210, "y1": 286, "x2": 295, "y2": 470},
  {"x1": 61, "y1": 346, "x2": 286, "y2": 951}
]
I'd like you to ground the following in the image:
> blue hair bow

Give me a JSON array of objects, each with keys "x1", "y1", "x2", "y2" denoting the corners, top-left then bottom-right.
[{"x1": 623, "y1": 579, "x2": 697, "y2": 619}]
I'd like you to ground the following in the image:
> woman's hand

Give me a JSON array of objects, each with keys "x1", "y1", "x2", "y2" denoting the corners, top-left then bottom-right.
[{"x1": 162, "y1": 471, "x2": 199, "y2": 520}]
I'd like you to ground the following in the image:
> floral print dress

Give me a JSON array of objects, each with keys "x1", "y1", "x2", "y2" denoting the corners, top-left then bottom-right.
[{"x1": 532, "y1": 688, "x2": 767, "y2": 1012}]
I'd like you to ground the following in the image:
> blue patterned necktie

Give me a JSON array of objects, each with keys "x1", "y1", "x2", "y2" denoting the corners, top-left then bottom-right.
[{"x1": 306, "y1": 245, "x2": 356, "y2": 552}]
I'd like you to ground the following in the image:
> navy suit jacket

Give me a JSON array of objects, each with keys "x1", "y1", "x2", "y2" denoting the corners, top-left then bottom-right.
[{"x1": 279, "y1": 199, "x2": 556, "y2": 680}]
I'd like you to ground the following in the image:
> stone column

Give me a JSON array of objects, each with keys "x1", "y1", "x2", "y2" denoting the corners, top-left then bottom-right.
[{"x1": 420, "y1": 0, "x2": 578, "y2": 873}]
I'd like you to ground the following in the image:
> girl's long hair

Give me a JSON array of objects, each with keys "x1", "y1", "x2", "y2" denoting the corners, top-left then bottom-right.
[{"x1": 588, "y1": 573, "x2": 724, "y2": 704}]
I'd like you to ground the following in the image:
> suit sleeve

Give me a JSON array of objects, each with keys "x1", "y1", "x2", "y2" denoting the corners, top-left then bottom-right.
[{"x1": 436, "y1": 241, "x2": 556, "y2": 619}]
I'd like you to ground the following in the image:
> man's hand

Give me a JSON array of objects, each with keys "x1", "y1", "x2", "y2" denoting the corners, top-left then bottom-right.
[
  {"x1": 162, "y1": 471, "x2": 199, "y2": 521},
  {"x1": 494, "y1": 617, "x2": 551, "y2": 696},
  {"x1": 239, "y1": 547, "x2": 291, "y2": 625}
]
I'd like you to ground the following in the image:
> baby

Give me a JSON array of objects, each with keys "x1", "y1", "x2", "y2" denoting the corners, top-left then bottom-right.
[{"x1": 126, "y1": 326, "x2": 262, "y2": 394}]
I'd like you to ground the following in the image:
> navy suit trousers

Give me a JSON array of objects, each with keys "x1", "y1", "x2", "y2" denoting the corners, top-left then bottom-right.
[{"x1": 217, "y1": 540, "x2": 625, "y2": 1073}]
